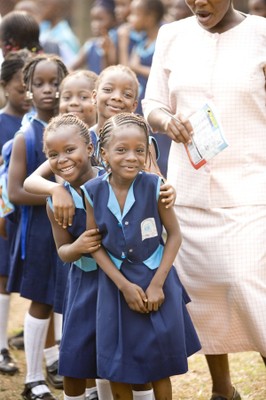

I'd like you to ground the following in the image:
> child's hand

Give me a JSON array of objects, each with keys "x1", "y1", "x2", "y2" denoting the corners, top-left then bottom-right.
[
  {"x1": 73, "y1": 228, "x2": 101, "y2": 254},
  {"x1": 145, "y1": 283, "x2": 165, "y2": 312},
  {"x1": 51, "y1": 185, "x2": 75, "y2": 228},
  {"x1": 121, "y1": 282, "x2": 150, "y2": 314},
  {"x1": 159, "y1": 182, "x2": 176, "y2": 208}
]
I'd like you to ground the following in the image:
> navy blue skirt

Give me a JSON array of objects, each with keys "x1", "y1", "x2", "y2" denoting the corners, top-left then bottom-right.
[
  {"x1": 96, "y1": 263, "x2": 201, "y2": 384},
  {"x1": 59, "y1": 265, "x2": 98, "y2": 379}
]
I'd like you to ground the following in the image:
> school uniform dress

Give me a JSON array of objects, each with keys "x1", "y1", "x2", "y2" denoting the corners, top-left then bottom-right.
[
  {"x1": 50, "y1": 175, "x2": 103, "y2": 379},
  {"x1": 0, "y1": 113, "x2": 23, "y2": 278},
  {"x1": 143, "y1": 15, "x2": 266, "y2": 355},
  {"x1": 7, "y1": 119, "x2": 67, "y2": 310},
  {"x1": 82, "y1": 171, "x2": 201, "y2": 384}
]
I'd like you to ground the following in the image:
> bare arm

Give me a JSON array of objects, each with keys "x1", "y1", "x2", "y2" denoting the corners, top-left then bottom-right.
[
  {"x1": 46, "y1": 202, "x2": 101, "y2": 263},
  {"x1": 145, "y1": 197, "x2": 182, "y2": 312},
  {"x1": 147, "y1": 108, "x2": 193, "y2": 144},
  {"x1": 8, "y1": 133, "x2": 47, "y2": 206},
  {"x1": 24, "y1": 160, "x2": 75, "y2": 228}
]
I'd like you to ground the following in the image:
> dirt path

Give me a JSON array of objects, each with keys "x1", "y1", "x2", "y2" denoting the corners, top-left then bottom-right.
[{"x1": 1, "y1": 294, "x2": 265, "y2": 400}]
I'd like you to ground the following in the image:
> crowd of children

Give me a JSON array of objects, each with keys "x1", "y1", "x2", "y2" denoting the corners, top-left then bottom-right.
[{"x1": 0, "y1": 1, "x2": 264, "y2": 400}]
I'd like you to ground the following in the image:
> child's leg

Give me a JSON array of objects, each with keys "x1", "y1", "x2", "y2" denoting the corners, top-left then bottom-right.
[
  {"x1": 23, "y1": 306, "x2": 53, "y2": 397},
  {"x1": 96, "y1": 379, "x2": 113, "y2": 399},
  {"x1": 43, "y1": 312, "x2": 63, "y2": 389},
  {"x1": 64, "y1": 376, "x2": 86, "y2": 397},
  {"x1": 85, "y1": 379, "x2": 97, "y2": 398},
  {"x1": 152, "y1": 377, "x2": 172, "y2": 400},
  {"x1": 110, "y1": 381, "x2": 133, "y2": 400},
  {"x1": 132, "y1": 383, "x2": 154, "y2": 400}
]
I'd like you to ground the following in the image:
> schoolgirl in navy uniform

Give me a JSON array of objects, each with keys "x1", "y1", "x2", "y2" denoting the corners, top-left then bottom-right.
[
  {"x1": 7, "y1": 54, "x2": 68, "y2": 400},
  {"x1": 82, "y1": 113, "x2": 201, "y2": 400},
  {"x1": 0, "y1": 50, "x2": 31, "y2": 376}
]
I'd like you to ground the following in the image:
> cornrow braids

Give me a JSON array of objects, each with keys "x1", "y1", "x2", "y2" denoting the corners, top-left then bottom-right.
[
  {"x1": 23, "y1": 54, "x2": 68, "y2": 93},
  {"x1": 98, "y1": 112, "x2": 150, "y2": 167},
  {"x1": 43, "y1": 113, "x2": 92, "y2": 154},
  {"x1": 0, "y1": 49, "x2": 30, "y2": 83},
  {"x1": 96, "y1": 64, "x2": 139, "y2": 99}
]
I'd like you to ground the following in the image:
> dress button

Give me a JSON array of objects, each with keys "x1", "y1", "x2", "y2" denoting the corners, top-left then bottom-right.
[
  {"x1": 129, "y1": 249, "x2": 133, "y2": 253},
  {"x1": 124, "y1": 221, "x2": 129, "y2": 225}
]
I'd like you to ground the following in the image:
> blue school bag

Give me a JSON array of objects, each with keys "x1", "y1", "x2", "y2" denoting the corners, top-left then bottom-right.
[{"x1": 0, "y1": 124, "x2": 36, "y2": 258}]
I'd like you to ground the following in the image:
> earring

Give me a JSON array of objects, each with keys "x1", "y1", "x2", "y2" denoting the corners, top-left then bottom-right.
[
  {"x1": 26, "y1": 90, "x2": 33, "y2": 100},
  {"x1": 55, "y1": 91, "x2": 60, "y2": 99},
  {"x1": 4, "y1": 92, "x2": 9, "y2": 98}
]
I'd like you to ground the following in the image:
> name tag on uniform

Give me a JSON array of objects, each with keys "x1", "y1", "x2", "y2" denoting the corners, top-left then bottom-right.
[{"x1": 141, "y1": 218, "x2": 158, "y2": 241}]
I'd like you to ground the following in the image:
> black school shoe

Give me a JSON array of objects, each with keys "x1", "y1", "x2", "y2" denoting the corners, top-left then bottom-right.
[
  {"x1": 210, "y1": 387, "x2": 241, "y2": 400},
  {"x1": 46, "y1": 360, "x2": 63, "y2": 389},
  {"x1": 8, "y1": 329, "x2": 24, "y2": 350},
  {"x1": 21, "y1": 381, "x2": 57, "y2": 400},
  {"x1": 0, "y1": 348, "x2": 19, "y2": 375},
  {"x1": 86, "y1": 390, "x2": 99, "y2": 400}
]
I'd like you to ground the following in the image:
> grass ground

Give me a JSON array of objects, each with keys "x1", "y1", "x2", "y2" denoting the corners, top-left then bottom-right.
[{"x1": 0, "y1": 294, "x2": 265, "y2": 400}]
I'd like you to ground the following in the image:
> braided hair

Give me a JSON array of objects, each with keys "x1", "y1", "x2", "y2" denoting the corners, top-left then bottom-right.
[
  {"x1": 23, "y1": 54, "x2": 68, "y2": 94},
  {"x1": 0, "y1": 49, "x2": 30, "y2": 83},
  {"x1": 98, "y1": 112, "x2": 150, "y2": 169},
  {"x1": 43, "y1": 113, "x2": 92, "y2": 154},
  {"x1": 0, "y1": 11, "x2": 42, "y2": 56}
]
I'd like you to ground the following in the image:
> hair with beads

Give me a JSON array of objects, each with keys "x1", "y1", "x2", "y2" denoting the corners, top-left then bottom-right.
[
  {"x1": 60, "y1": 70, "x2": 98, "y2": 93},
  {"x1": 0, "y1": 11, "x2": 42, "y2": 56},
  {"x1": 98, "y1": 112, "x2": 149, "y2": 167},
  {"x1": 0, "y1": 49, "x2": 30, "y2": 83},
  {"x1": 43, "y1": 113, "x2": 92, "y2": 155},
  {"x1": 23, "y1": 54, "x2": 68, "y2": 93},
  {"x1": 96, "y1": 64, "x2": 139, "y2": 99}
]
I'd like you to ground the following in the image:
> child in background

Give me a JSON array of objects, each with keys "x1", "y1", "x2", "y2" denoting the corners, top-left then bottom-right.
[
  {"x1": 0, "y1": 10, "x2": 43, "y2": 58},
  {"x1": 82, "y1": 113, "x2": 201, "y2": 400},
  {"x1": 115, "y1": 0, "x2": 146, "y2": 66},
  {"x1": 0, "y1": 50, "x2": 31, "y2": 376},
  {"x1": 59, "y1": 70, "x2": 98, "y2": 136},
  {"x1": 91, "y1": 64, "x2": 163, "y2": 177},
  {"x1": 70, "y1": 1, "x2": 117, "y2": 74},
  {"x1": 38, "y1": 0, "x2": 80, "y2": 67},
  {"x1": 127, "y1": 0, "x2": 171, "y2": 177},
  {"x1": 7, "y1": 54, "x2": 68, "y2": 400}
]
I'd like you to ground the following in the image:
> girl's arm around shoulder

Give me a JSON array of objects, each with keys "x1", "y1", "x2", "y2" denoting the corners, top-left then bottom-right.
[
  {"x1": 46, "y1": 202, "x2": 101, "y2": 263},
  {"x1": 24, "y1": 160, "x2": 75, "y2": 228},
  {"x1": 84, "y1": 194, "x2": 149, "y2": 314},
  {"x1": 145, "y1": 200, "x2": 182, "y2": 312}
]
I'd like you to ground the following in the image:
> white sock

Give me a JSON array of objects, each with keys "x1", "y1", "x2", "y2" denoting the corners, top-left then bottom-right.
[
  {"x1": 96, "y1": 379, "x2": 113, "y2": 400},
  {"x1": 85, "y1": 386, "x2": 97, "y2": 397},
  {"x1": 24, "y1": 312, "x2": 50, "y2": 383},
  {"x1": 64, "y1": 393, "x2": 85, "y2": 400},
  {"x1": 43, "y1": 344, "x2": 59, "y2": 367},
  {"x1": 54, "y1": 312, "x2": 62, "y2": 342},
  {"x1": 133, "y1": 389, "x2": 154, "y2": 400},
  {"x1": 0, "y1": 293, "x2": 10, "y2": 349}
]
